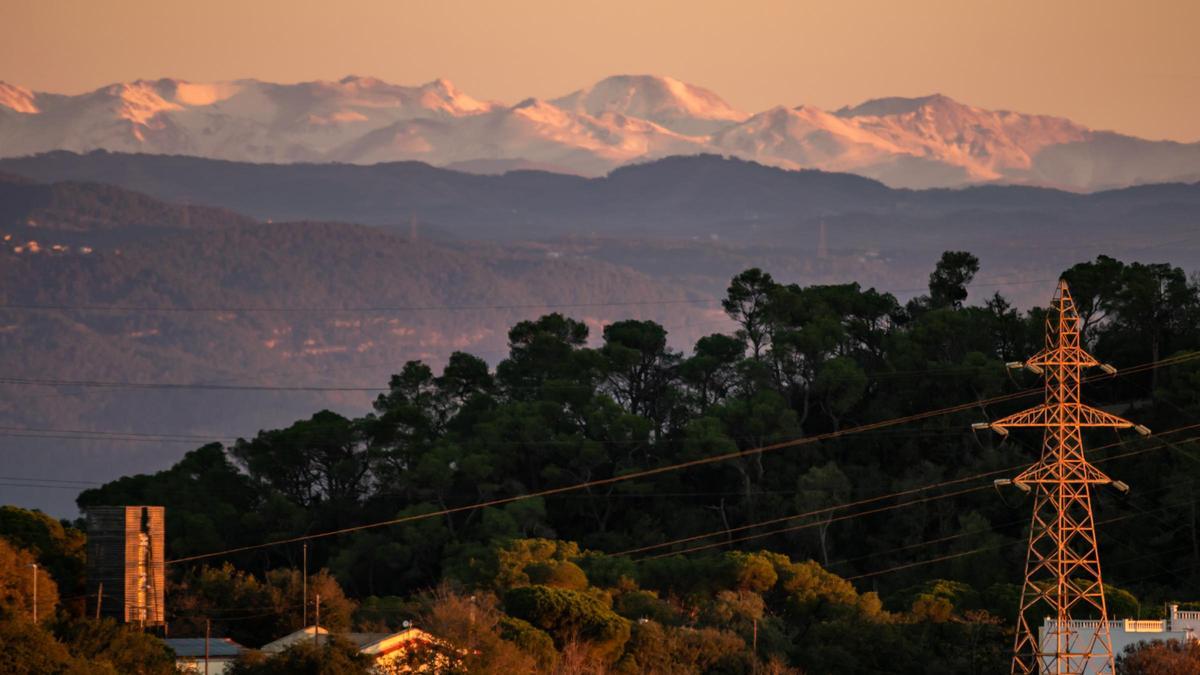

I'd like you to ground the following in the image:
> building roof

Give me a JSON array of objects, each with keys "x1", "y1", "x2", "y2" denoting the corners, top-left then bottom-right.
[
  {"x1": 162, "y1": 637, "x2": 245, "y2": 658},
  {"x1": 261, "y1": 626, "x2": 329, "y2": 653},
  {"x1": 260, "y1": 626, "x2": 438, "y2": 656}
]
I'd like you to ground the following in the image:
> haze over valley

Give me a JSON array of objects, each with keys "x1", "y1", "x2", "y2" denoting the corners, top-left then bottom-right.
[{"x1": 2, "y1": 153, "x2": 1199, "y2": 514}]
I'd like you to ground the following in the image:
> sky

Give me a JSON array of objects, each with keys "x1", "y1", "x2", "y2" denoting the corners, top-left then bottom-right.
[{"x1": 2, "y1": 0, "x2": 1198, "y2": 141}]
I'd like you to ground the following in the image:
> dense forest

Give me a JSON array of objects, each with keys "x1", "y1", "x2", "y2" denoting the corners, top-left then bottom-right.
[{"x1": 3, "y1": 252, "x2": 1200, "y2": 673}]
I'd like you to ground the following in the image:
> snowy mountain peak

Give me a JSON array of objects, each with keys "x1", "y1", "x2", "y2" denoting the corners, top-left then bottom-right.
[
  {"x1": 835, "y1": 93, "x2": 959, "y2": 118},
  {"x1": 552, "y1": 74, "x2": 748, "y2": 135},
  {"x1": 414, "y1": 78, "x2": 494, "y2": 115},
  {"x1": 0, "y1": 82, "x2": 39, "y2": 113}
]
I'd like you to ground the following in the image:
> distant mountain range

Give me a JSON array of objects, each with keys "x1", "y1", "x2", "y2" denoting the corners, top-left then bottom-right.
[
  {"x1": 4, "y1": 152, "x2": 1200, "y2": 251},
  {"x1": 2, "y1": 75, "x2": 1198, "y2": 190}
]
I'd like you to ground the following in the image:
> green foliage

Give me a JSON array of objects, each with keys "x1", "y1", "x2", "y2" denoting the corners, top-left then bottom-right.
[
  {"x1": 0, "y1": 538, "x2": 58, "y2": 622},
  {"x1": 77, "y1": 444, "x2": 260, "y2": 559},
  {"x1": 0, "y1": 507, "x2": 86, "y2": 599},
  {"x1": 723, "y1": 551, "x2": 779, "y2": 593},
  {"x1": 490, "y1": 538, "x2": 584, "y2": 591},
  {"x1": 52, "y1": 617, "x2": 177, "y2": 675},
  {"x1": 928, "y1": 250, "x2": 980, "y2": 309},
  {"x1": 498, "y1": 615, "x2": 557, "y2": 669},
  {"x1": 231, "y1": 411, "x2": 370, "y2": 510},
  {"x1": 1117, "y1": 639, "x2": 1200, "y2": 674},
  {"x1": 1106, "y1": 585, "x2": 1142, "y2": 619},
  {"x1": 168, "y1": 563, "x2": 354, "y2": 647},
  {"x1": 525, "y1": 560, "x2": 589, "y2": 591},
  {"x1": 613, "y1": 589, "x2": 680, "y2": 625},
  {"x1": 0, "y1": 614, "x2": 100, "y2": 675},
  {"x1": 894, "y1": 579, "x2": 981, "y2": 620},
  {"x1": 615, "y1": 620, "x2": 753, "y2": 674},
  {"x1": 504, "y1": 585, "x2": 631, "y2": 663},
  {"x1": 354, "y1": 595, "x2": 413, "y2": 632},
  {"x1": 55, "y1": 253, "x2": 1200, "y2": 672}
]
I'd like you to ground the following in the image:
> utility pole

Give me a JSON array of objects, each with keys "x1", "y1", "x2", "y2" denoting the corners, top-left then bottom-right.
[
  {"x1": 752, "y1": 618, "x2": 759, "y2": 674},
  {"x1": 314, "y1": 593, "x2": 320, "y2": 647},
  {"x1": 302, "y1": 542, "x2": 307, "y2": 628},
  {"x1": 29, "y1": 563, "x2": 38, "y2": 623},
  {"x1": 95, "y1": 582, "x2": 103, "y2": 620},
  {"x1": 977, "y1": 279, "x2": 1148, "y2": 674},
  {"x1": 204, "y1": 619, "x2": 210, "y2": 675}
]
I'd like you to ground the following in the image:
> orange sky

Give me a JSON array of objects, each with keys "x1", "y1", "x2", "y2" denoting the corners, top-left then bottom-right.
[{"x1": 3, "y1": 0, "x2": 1197, "y2": 141}]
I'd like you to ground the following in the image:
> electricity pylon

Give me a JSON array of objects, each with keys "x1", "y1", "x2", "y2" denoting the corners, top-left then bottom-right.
[{"x1": 974, "y1": 279, "x2": 1150, "y2": 674}]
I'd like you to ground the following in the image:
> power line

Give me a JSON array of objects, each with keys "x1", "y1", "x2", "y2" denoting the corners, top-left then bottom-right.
[
  {"x1": 637, "y1": 483, "x2": 993, "y2": 562},
  {"x1": 0, "y1": 276, "x2": 1072, "y2": 315},
  {"x1": 0, "y1": 475, "x2": 99, "y2": 485},
  {"x1": 0, "y1": 297, "x2": 721, "y2": 314},
  {"x1": 0, "y1": 361, "x2": 1021, "y2": 394},
  {"x1": 844, "y1": 502, "x2": 1197, "y2": 582},
  {"x1": 622, "y1": 427, "x2": 1200, "y2": 561},
  {"x1": 827, "y1": 477, "x2": 1198, "y2": 572},
  {"x1": 5, "y1": 350, "x2": 1191, "y2": 448}
]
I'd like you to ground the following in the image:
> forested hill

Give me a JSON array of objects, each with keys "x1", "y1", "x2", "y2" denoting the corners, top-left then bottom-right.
[
  {"x1": 51, "y1": 254, "x2": 1200, "y2": 672},
  {"x1": 0, "y1": 172, "x2": 254, "y2": 233},
  {"x1": 3, "y1": 151, "x2": 1199, "y2": 245},
  {"x1": 0, "y1": 178, "x2": 727, "y2": 515}
]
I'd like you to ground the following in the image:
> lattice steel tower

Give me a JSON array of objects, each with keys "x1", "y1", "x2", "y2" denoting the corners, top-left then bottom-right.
[{"x1": 975, "y1": 280, "x2": 1149, "y2": 674}]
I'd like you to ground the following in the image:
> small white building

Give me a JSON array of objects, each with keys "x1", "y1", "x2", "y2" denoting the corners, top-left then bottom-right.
[{"x1": 1038, "y1": 604, "x2": 1200, "y2": 673}]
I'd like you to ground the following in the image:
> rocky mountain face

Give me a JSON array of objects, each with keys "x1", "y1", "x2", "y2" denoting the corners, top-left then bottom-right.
[{"x1": 2, "y1": 75, "x2": 1197, "y2": 189}]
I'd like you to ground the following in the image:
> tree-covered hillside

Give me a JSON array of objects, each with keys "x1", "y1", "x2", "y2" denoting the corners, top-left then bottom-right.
[{"x1": 15, "y1": 253, "x2": 1194, "y2": 672}]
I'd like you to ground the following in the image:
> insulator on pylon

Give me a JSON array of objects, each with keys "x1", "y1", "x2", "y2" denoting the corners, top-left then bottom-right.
[
  {"x1": 1006, "y1": 361, "x2": 1024, "y2": 369},
  {"x1": 971, "y1": 422, "x2": 991, "y2": 431},
  {"x1": 1024, "y1": 364, "x2": 1044, "y2": 375},
  {"x1": 1110, "y1": 480, "x2": 1131, "y2": 494},
  {"x1": 1134, "y1": 424, "x2": 1152, "y2": 436},
  {"x1": 1100, "y1": 363, "x2": 1118, "y2": 375},
  {"x1": 995, "y1": 478, "x2": 1031, "y2": 493}
]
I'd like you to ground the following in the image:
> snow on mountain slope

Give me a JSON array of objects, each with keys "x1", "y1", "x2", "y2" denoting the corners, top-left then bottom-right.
[
  {"x1": 0, "y1": 75, "x2": 1196, "y2": 189},
  {"x1": 834, "y1": 94, "x2": 1091, "y2": 181},
  {"x1": 0, "y1": 82, "x2": 40, "y2": 114},
  {"x1": 336, "y1": 97, "x2": 705, "y2": 174},
  {"x1": 0, "y1": 76, "x2": 501, "y2": 163},
  {"x1": 711, "y1": 105, "x2": 901, "y2": 172},
  {"x1": 551, "y1": 74, "x2": 747, "y2": 135}
]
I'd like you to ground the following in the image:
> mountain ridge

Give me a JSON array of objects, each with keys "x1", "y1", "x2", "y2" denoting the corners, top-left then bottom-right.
[{"x1": 3, "y1": 74, "x2": 1197, "y2": 190}]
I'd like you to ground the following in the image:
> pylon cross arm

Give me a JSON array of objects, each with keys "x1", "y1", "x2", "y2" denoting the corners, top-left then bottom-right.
[
  {"x1": 988, "y1": 403, "x2": 1135, "y2": 430},
  {"x1": 1024, "y1": 346, "x2": 1100, "y2": 369},
  {"x1": 1014, "y1": 461, "x2": 1115, "y2": 486}
]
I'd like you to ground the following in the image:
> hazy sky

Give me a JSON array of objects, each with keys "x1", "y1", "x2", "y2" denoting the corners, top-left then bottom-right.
[{"x1": 4, "y1": 0, "x2": 1197, "y2": 140}]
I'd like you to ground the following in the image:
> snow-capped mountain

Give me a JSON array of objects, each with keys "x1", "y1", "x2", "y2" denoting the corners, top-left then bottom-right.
[
  {"x1": 1, "y1": 75, "x2": 1197, "y2": 189},
  {"x1": 550, "y1": 74, "x2": 748, "y2": 135}
]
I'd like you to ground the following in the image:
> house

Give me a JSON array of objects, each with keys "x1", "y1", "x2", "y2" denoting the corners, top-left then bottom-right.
[
  {"x1": 1039, "y1": 604, "x2": 1200, "y2": 673},
  {"x1": 162, "y1": 637, "x2": 247, "y2": 674},
  {"x1": 262, "y1": 625, "x2": 445, "y2": 673}
]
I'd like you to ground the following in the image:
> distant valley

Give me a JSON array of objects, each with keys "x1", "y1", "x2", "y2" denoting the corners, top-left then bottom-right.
[{"x1": 1, "y1": 154, "x2": 1199, "y2": 515}]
